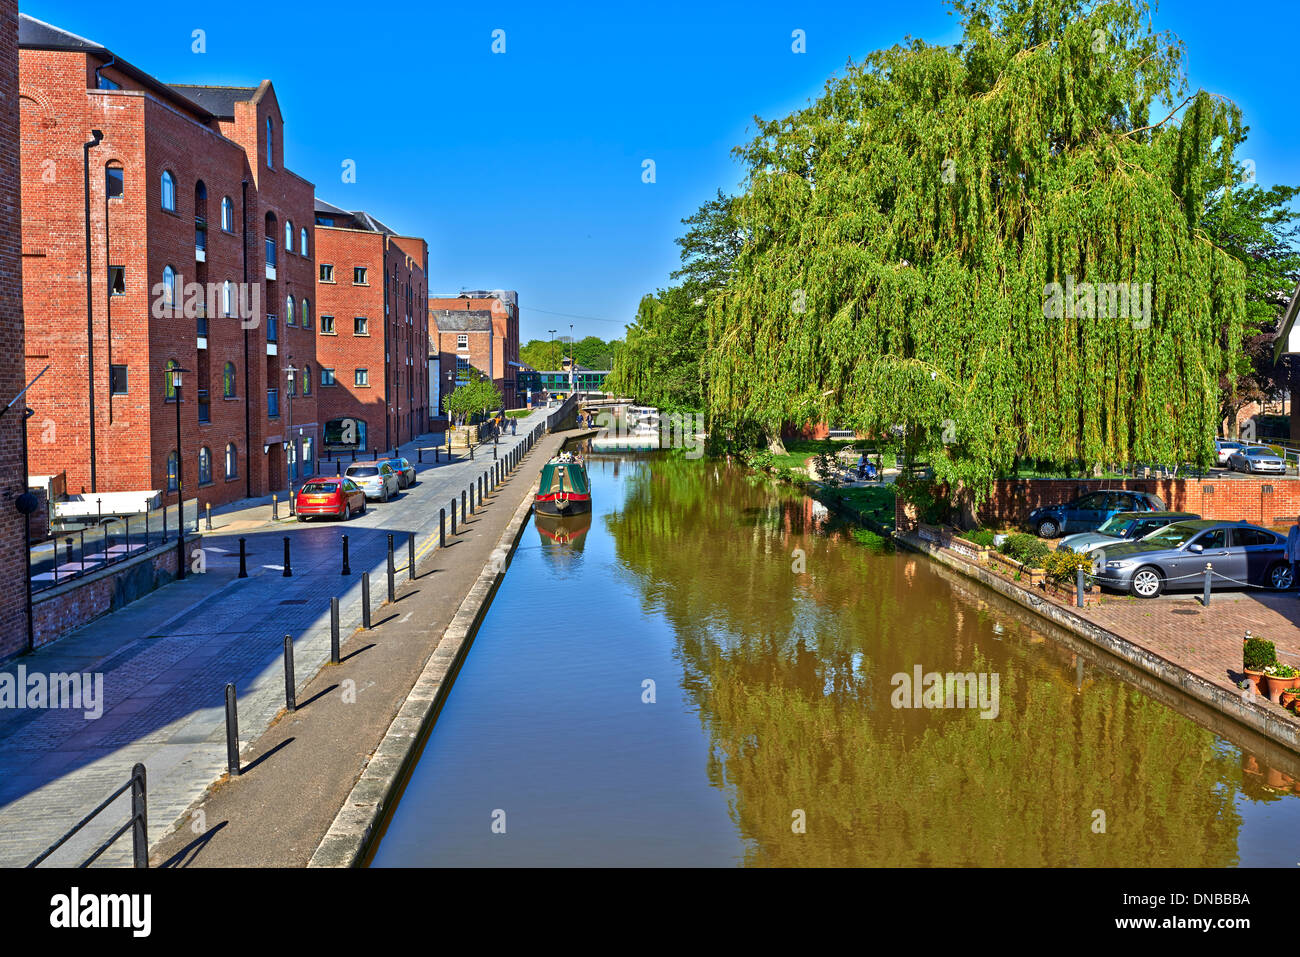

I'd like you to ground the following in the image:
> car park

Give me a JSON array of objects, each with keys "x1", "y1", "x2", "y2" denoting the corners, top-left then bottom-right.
[
  {"x1": 1026, "y1": 490, "x2": 1167, "y2": 538},
  {"x1": 1093, "y1": 519, "x2": 1293, "y2": 598},
  {"x1": 344, "y1": 463, "x2": 401, "y2": 502},
  {"x1": 294, "y1": 478, "x2": 366, "y2": 521},
  {"x1": 1214, "y1": 438, "x2": 1244, "y2": 465},
  {"x1": 1056, "y1": 510, "x2": 1198, "y2": 554},
  {"x1": 380, "y1": 456, "x2": 416, "y2": 488},
  {"x1": 1225, "y1": 445, "x2": 1287, "y2": 474}
]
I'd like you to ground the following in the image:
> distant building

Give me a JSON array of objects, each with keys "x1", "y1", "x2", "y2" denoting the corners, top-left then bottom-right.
[
  {"x1": 429, "y1": 291, "x2": 520, "y2": 406},
  {"x1": 313, "y1": 199, "x2": 429, "y2": 451}
]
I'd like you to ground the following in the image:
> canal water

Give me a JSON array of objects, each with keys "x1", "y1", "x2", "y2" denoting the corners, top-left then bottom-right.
[{"x1": 370, "y1": 452, "x2": 1300, "y2": 866}]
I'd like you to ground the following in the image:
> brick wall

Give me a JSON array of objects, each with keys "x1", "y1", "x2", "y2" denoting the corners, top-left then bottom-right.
[
  {"x1": 0, "y1": 0, "x2": 27, "y2": 659},
  {"x1": 895, "y1": 477, "x2": 1300, "y2": 532}
]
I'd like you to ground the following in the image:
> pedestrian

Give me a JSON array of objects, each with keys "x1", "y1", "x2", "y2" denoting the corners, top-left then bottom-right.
[
  {"x1": 512, "y1": 416, "x2": 517, "y2": 435},
  {"x1": 856, "y1": 453, "x2": 867, "y2": 481}
]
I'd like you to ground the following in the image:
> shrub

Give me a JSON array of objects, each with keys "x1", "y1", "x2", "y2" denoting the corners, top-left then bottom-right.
[
  {"x1": 1244, "y1": 638, "x2": 1278, "y2": 672},
  {"x1": 853, "y1": 528, "x2": 892, "y2": 552},
  {"x1": 1000, "y1": 533, "x2": 1050, "y2": 568},
  {"x1": 1042, "y1": 549, "x2": 1094, "y2": 584},
  {"x1": 745, "y1": 450, "x2": 776, "y2": 472},
  {"x1": 960, "y1": 528, "x2": 996, "y2": 548}
]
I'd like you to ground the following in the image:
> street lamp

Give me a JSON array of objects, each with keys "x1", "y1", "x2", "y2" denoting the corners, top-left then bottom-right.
[
  {"x1": 168, "y1": 364, "x2": 190, "y2": 579},
  {"x1": 285, "y1": 361, "x2": 297, "y2": 509},
  {"x1": 569, "y1": 323, "x2": 575, "y2": 394},
  {"x1": 445, "y1": 369, "x2": 454, "y2": 446}
]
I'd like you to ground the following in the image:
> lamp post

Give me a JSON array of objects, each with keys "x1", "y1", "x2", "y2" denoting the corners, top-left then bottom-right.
[
  {"x1": 569, "y1": 323, "x2": 575, "y2": 394},
  {"x1": 168, "y1": 364, "x2": 190, "y2": 579},
  {"x1": 285, "y1": 361, "x2": 297, "y2": 508}
]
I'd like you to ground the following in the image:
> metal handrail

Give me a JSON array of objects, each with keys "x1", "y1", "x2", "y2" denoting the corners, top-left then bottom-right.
[{"x1": 28, "y1": 763, "x2": 147, "y2": 868}]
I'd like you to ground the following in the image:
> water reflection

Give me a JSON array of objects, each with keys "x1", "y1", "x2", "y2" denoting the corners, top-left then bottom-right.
[{"x1": 371, "y1": 454, "x2": 1300, "y2": 866}]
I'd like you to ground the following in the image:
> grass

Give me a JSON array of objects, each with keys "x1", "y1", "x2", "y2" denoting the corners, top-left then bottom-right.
[
  {"x1": 827, "y1": 484, "x2": 897, "y2": 532},
  {"x1": 770, "y1": 439, "x2": 899, "y2": 471},
  {"x1": 505, "y1": 409, "x2": 533, "y2": 418}
]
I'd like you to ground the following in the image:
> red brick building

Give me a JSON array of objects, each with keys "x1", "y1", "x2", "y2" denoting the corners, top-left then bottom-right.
[
  {"x1": 17, "y1": 14, "x2": 319, "y2": 509},
  {"x1": 313, "y1": 199, "x2": 429, "y2": 452},
  {"x1": 429, "y1": 290, "x2": 520, "y2": 407},
  {"x1": 0, "y1": 0, "x2": 28, "y2": 659}
]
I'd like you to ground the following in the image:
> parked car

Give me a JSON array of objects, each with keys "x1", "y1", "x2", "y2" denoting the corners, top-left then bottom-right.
[
  {"x1": 1094, "y1": 519, "x2": 1293, "y2": 598},
  {"x1": 295, "y1": 478, "x2": 366, "y2": 521},
  {"x1": 1057, "y1": 510, "x2": 1199, "y2": 554},
  {"x1": 1026, "y1": 490, "x2": 1167, "y2": 538},
  {"x1": 380, "y1": 456, "x2": 416, "y2": 488},
  {"x1": 1214, "y1": 438, "x2": 1245, "y2": 465},
  {"x1": 344, "y1": 463, "x2": 400, "y2": 502},
  {"x1": 1225, "y1": 445, "x2": 1287, "y2": 474}
]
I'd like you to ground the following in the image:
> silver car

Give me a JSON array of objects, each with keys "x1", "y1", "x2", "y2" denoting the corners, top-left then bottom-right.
[
  {"x1": 343, "y1": 463, "x2": 400, "y2": 502},
  {"x1": 1057, "y1": 510, "x2": 1198, "y2": 555},
  {"x1": 1226, "y1": 445, "x2": 1286, "y2": 474},
  {"x1": 1094, "y1": 519, "x2": 1293, "y2": 598}
]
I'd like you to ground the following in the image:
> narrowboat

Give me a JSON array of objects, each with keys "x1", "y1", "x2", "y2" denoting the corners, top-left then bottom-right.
[{"x1": 534, "y1": 451, "x2": 592, "y2": 515}]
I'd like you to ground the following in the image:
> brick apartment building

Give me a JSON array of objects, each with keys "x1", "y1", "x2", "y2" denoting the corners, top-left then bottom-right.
[
  {"x1": 429, "y1": 290, "x2": 521, "y2": 408},
  {"x1": 17, "y1": 14, "x2": 319, "y2": 510},
  {"x1": 0, "y1": 0, "x2": 28, "y2": 658},
  {"x1": 313, "y1": 199, "x2": 429, "y2": 452}
]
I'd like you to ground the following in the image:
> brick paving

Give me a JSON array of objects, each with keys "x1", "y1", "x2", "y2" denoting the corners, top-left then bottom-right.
[{"x1": 0, "y1": 411, "x2": 551, "y2": 867}]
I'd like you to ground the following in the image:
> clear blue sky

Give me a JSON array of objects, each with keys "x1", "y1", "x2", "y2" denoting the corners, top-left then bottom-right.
[{"x1": 23, "y1": 0, "x2": 1300, "y2": 345}]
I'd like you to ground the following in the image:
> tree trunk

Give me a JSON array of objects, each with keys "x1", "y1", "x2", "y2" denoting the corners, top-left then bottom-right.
[{"x1": 766, "y1": 432, "x2": 787, "y2": 456}]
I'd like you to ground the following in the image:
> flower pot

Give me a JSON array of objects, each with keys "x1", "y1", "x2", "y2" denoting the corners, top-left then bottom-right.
[
  {"x1": 1262, "y1": 673, "x2": 1300, "y2": 705},
  {"x1": 1243, "y1": 668, "x2": 1266, "y2": 696},
  {"x1": 1282, "y1": 689, "x2": 1299, "y2": 709}
]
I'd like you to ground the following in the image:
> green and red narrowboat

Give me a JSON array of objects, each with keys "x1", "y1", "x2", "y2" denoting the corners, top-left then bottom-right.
[{"x1": 535, "y1": 452, "x2": 592, "y2": 515}]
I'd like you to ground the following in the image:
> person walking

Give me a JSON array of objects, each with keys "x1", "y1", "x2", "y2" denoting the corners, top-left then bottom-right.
[{"x1": 511, "y1": 416, "x2": 517, "y2": 436}]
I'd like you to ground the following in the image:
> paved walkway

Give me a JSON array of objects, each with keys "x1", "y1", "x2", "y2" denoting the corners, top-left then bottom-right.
[{"x1": 0, "y1": 410, "x2": 552, "y2": 867}]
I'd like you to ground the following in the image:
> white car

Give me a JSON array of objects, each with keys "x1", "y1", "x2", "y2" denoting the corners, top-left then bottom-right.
[
  {"x1": 344, "y1": 463, "x2": 400, "y2": 501},
  {"x1": 1214, "y1": 438, "x2": 1244, "y2": 465}
]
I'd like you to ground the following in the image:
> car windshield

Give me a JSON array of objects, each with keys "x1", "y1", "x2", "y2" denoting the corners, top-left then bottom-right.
[
  {"x1": 1096, "y1": 516, "x2": 1134, "y2": 535},
  {"x1": 1247, "y1": 448, "x2": 1272, "y2": 456},
  {"x1": 301, "y1": 482, "x2": 336, "y2": 494},
  {"x1": 348, "y1": 467, "x2": 379, "y2": 477},
  {"x1": 1139, "y1": 523, "x2": 1200, "y2": 549}
]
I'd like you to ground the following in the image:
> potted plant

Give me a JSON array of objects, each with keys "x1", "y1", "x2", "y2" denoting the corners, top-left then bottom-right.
[
  {"x1": 1282, "y1": 685, "x2": 1299, "y2": 709},
  {"x1": 1262, "y1": 662, "x2": 1300, "y2": 705},
  {"x1": 1243, "y1": 637, "x2": 1277, "y2": 696}
]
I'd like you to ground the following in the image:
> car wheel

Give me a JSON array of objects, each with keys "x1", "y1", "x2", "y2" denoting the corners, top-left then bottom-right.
[
  {"x1": 1267, "y1": 561, "x2": 1294, "y2": 591},
  {"x1": 1129, "y1": 566, "x2": 1164, "y2": 599},
  {"x1": 1036, "y1": 519, "x2": 1059, "y2": 538},
  {"x1": 342, "y1": 503, "x2": 351, "y2": 521}
]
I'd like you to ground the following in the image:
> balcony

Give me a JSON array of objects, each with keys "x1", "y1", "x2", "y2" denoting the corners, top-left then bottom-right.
[
  {"x1": 266, "y1": 314, "x2": 278, "y2": 356},
  {"x1": 267, "y1": 388, "x2": 280, "y2": 419}
]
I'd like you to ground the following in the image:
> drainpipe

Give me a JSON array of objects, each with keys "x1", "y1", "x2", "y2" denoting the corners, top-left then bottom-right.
[
  {"x1": 241, "y1": 179, "x2": 252, "y2": 499},
  {"x1": 93, "y1": 55, "x2": 117, "y2": 90},
  {"x1": 83, "y1": 129, "x2": 103, "y2": 492}
]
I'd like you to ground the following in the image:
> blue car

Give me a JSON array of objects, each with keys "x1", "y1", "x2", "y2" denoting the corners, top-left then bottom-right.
[{"x1": 1026, "y1": 489, "x2": 1167, "y2": 539}]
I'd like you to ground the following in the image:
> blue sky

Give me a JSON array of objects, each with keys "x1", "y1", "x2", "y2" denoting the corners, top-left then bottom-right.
[{"x1": 23, "y1": 0, "x2": 1300, "y2": 345}]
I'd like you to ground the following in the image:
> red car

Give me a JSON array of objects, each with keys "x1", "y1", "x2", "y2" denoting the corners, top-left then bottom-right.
[{"x1": 295, "y1": 478, "x2": 367, "y2": 521}]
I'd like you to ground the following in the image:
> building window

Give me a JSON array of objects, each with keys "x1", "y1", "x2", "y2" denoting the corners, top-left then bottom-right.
[
  {"x1": 355, "y1": 368, "x2": 369, "y2": 387},
  {"x1": 221, "y1": 196, "x2": 234, "y2": 231},
  {"x1": 456, "y1": 356, "x2": 470, "y2": 378},
  {"x1": 300, "y1": 227, "x2": 309, "y2": 257},
  {"x1": 97, "y1": 71, "x2": 120, "y2": 91},
  {"x1": 321, "y1": 367, "x2": 336, "y2": 387},
  {"x1": 166, "y1": 450, "x2": 179, "y2": 491},
  {"x1": 106, "y1": 165, "x2": 124, "y2": 199},
  {"x1": 266, "y1": 116, "x2": 274, "y2": 168},
  {"x1": 225, "y1": 442, "x2": 238, "y2": 479},
  {"x1": 164, "y1": 358, "x2": 179, "y2": 400},
  {"x1": 285, "y1": 220, "x2": 294, "y2": 254},
  {"x1": 109, "y1": 265, "x2": 125, "y2": 296},
  {"x1": 162, "y1": 265, "x2": 177, "y2": 312},
  {"x1": 198, "y1": 388, "x2": 210, "y2": 422},
  {"x1": 321, "y1": 314, "x2": 335, "y2": 334},
  {"x1": 161, "y1": 170, "x2": 175, "y2": 211},
  {"x1": 302, "y1": 363, "x2": 312, "y2": 396},
  {"x1": 223, "y1": 361, "x2": 236, "y2": 398},
  {"x1": 353, "y1": 267, "x2": 367, "y2": 285},
  {"x1": 457, "y1": 333, "x2": 468, "y2": 349},
  {"x1": 222, "y1": 280, "x2": 234, "y2": 317},
  {"x1": 110, "y1": 365, "x2": 128, "y2": 395},
  {"x1": 286, "y1": 295, "x2": 295, "y2": 326},
  {"x1": 267, "y1": 388, "x2": 280, "y2": 418},
  {"x1": 198, "y1": 446, "x2": 212, "y2": 484},
  {"x1": 320, "y1": 263, "x2": 334, "y2": 282},
  {"x1": 302, "y1": 299, "x2": 311, "y2": 330},
  {"x1": 354, "y1": 317, "x2": 368, "y2": 336}
]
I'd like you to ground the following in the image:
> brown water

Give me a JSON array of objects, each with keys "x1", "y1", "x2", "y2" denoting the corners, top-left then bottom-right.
[{"x1": 370, "y1": 453, "x2": 1300, "y2": 866}]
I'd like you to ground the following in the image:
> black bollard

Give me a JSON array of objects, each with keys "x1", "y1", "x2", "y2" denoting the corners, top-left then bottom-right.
[
  {"x1": 418, "y1": 447, "x2": 423, "y2": 464},
  {"x1": 225, "y1": 683, "x2": 240, "y2": 776},
  {"x1": 336, "y1": 461, "x2": 342, "y2": 476},
  {"x1": 272, "y1": 494, "x2": 278, "y2": 522},
  {"x1": 282, "y1": 536, "x2": 292, "y2": 577},
  {"x1": 330, "y1": 597, "x2": 340, "y2": 664},
  {"x1": 238, "y1": 536, "x2": 248, "y2": 578},
  {"x1": 206, "y1": 503, "x2": 213, "y2": 531},
  {"x1": 462, "y1": 489, "x2": 467, "y2": 519},
  {"x1": 451, "y1": 499, "x2": 457, "y2": 535},
  {"x1": 362, "y1": 573, "x2": 372, "y2": 629},
  {"x1": 341, "y1": 534, "x2": 351, "y2": 575},
  {"x1": 408, "y1": 534, "x2": 416, "y2": 581},
  {"x1": 387, "y1": 534, "x2": 396, "y2": 602},
  {"x1": 283, "y1": 635, "x2": 296, "y2": 712},
  {"x1": 1075, "y1": 566, "x2": 1085, "y2": 608},
  {"x1": 440, "y1": 507, "x2": 447, "y2": 548},
  {"x1": 163, "y1": 502, "x2": 168, "y2": 542}
]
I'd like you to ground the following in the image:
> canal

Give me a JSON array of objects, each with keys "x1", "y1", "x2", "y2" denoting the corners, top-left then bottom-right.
[{"x1": 369, "y1": 451, "x2": 1300, "y2": 866}]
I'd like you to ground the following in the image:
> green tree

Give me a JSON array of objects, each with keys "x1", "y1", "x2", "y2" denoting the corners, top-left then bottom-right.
[
  {"x1": 706, "y1": 0, "x2": 1249, "y2": 497},
  {"x1": 443, "y1": 367, "x2": 502, "y2": 426},
  {"x1": 519, "y1": 338, "x2": 565, "y2": 370}
]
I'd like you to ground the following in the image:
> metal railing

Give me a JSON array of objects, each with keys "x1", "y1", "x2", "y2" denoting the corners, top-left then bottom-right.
[{"x1": 28, "y1": 763, "x2": 147, "y2": 868}]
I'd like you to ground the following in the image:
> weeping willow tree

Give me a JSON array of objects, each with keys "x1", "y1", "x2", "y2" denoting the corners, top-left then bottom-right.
[{"x1": 707, "y1": 0, "x2": 1247, "y2": 496}]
